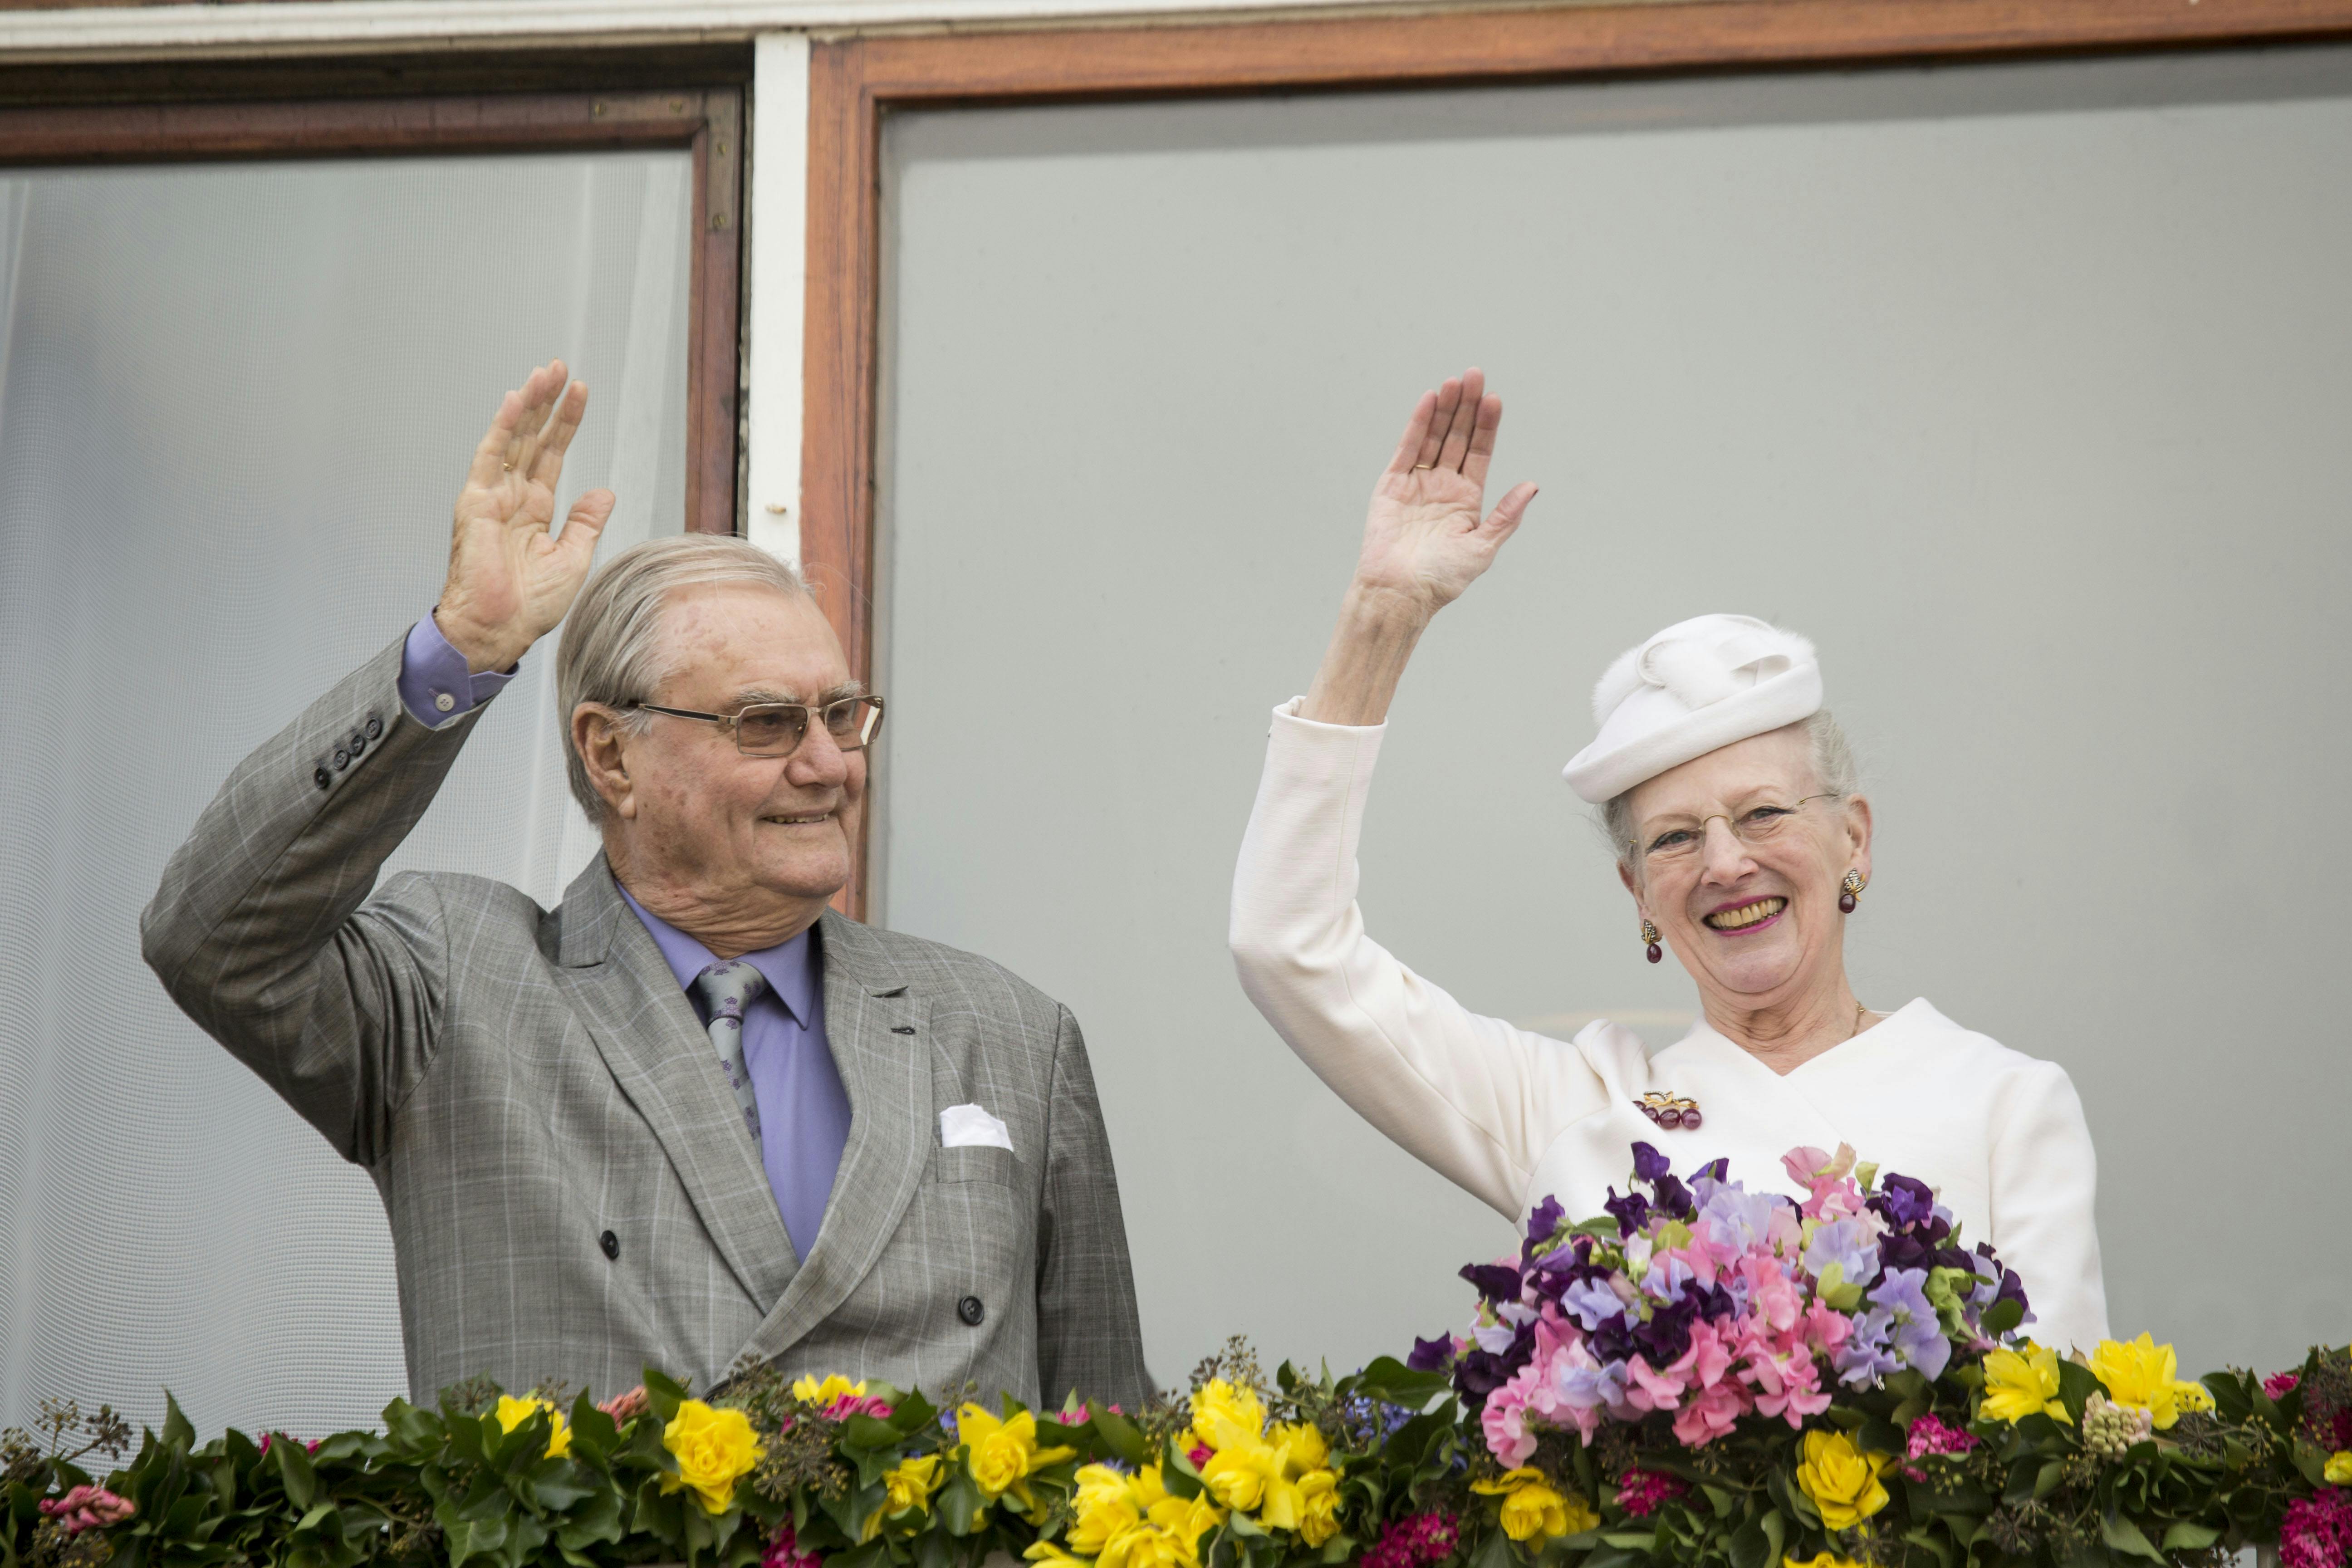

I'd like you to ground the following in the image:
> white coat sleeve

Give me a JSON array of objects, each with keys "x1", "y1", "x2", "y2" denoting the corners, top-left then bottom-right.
[
  {"x1": 1986, "y1": 1058, "x2": 2111, "y2": 1355},
  {"x1": 1227, "y1": 699, "x2": 1610, "y2": 1218}
]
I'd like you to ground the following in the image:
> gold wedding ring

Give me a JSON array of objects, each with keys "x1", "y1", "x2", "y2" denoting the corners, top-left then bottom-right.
[{"x1": 1412, "y1": 462, "x2": 1436, "y2": 470}]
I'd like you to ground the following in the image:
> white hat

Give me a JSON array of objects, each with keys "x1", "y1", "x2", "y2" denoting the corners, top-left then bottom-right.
[{"x1": 1560, "y1": 614, "x2": 1822, "y2": 803}]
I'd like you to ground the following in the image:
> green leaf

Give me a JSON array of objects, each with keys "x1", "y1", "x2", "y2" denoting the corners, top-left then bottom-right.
[
  {"x1": 162, "y1": 1394, "x2": 196, "y2": 1453},
  {"x1": 1730, "y1": 1519, "x2": 1771, "y2": 1568},
  {"x1": 529, "y1": 1457, "x2": 599, "y2": 1513},
  {"x1": 1350, "y1": 1358, "x2": 1455, "y2": 1412},
  {"x1": 645, "y1": 1369, "x2": 690, "y2": 1422},
  {"x1": 1092, "y1": 1411, "x2": 1149, "y2": 1468},
  {"x1": 2161, "y1": 1523, "x2": 2221, "y2": 1553},
  {"x1": 2056, "y1": 1360, "x2": 2101, "y2": 1427},
  {"x1": 1981, "y1": 1299, "x2": 2025, "y2": 1338},
  {"x1": 1468, "y1": 1525, "x2": 1519, "y2": 1568},
  {"x1": 275, "y1": 1437, "x2": 318, "y2": 1513},
  {"x1": 2098, "y1": 1515, "x2": 2163, "y2": 1562}
]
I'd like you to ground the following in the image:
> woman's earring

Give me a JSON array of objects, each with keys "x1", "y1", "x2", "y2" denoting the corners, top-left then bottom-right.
[
  {"x1": 1641, "y1": 918, "x2": 1663, "y2": 964},
  {"x1": 1838, "y1": 870, "x2": 1866, "y2": 914}
]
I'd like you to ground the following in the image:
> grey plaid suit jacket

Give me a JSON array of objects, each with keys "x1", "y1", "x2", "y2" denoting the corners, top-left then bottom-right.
[{"x1": 141, "y1": 634, "x2": 1152, "y2": 1411}]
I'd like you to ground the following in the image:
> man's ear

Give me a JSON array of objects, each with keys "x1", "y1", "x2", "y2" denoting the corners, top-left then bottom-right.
[{"x1": 573, "y1": 704, "x2": 638, "y2": 821}]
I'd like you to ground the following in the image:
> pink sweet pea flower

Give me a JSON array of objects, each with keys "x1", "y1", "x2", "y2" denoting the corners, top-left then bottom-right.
[
  {"x1": 598, "y1": 1386, "x2": 651, "y2": 1423},
  {"x1": 39, "y1": 1486, "x2": 136, "y2": 1534}
]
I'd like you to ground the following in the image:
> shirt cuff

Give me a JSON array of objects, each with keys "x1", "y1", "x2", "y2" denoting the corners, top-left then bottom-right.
[{"x1": 398, "y1": 613, "x2": 517, "y2": 729}]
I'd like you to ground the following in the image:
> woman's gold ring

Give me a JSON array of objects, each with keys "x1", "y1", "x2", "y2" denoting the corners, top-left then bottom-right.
[{"x1": 1412, "y1": 462, "x2": 1436, "y2": 470}]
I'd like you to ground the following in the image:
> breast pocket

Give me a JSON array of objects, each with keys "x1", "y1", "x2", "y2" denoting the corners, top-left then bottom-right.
[{"x1": 928, "y1": 1143, "x2": 1018, "y2": 1187}]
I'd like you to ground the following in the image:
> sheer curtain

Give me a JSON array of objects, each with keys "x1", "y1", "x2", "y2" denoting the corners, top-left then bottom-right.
[{"x1": 0, "y1": 151, "x2": 692, "y2": 1436}]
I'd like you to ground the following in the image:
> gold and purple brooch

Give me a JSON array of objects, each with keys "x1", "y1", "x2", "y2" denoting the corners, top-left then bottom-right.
[{"x1": 1633, "y1": 1091, "x2": 1702, "y2": 1131}]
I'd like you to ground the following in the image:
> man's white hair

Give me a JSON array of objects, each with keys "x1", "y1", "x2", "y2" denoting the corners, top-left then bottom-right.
[{"x1": 556, "y1": 534, "x2": 816, "y2": 823}]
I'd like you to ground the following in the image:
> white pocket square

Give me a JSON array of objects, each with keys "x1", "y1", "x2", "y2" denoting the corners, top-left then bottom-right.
[{"x1": 939, "y1": 1103, "x2": 1013, "y2": 1152}]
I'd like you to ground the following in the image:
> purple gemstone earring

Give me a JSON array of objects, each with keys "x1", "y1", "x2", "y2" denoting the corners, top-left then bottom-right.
[
  {"x1": 1641, "y1": 917, "x2": 1662, "y2": 964},
  {"x1": 1838, "y1": 870, "x2": 1865, "y2": 914}
]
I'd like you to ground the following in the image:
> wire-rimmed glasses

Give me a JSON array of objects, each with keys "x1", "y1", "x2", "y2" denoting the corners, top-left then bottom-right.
[
  {"x1": 629, "y1": 695, "x2": 886, "y2": 758},
  {"x1": 1639, "y1": 793, "x2": 1842, "y2": 867}
]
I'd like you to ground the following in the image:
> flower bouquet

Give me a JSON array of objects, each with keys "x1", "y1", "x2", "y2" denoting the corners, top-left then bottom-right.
[{"x1": 5, "y1": 1142, "x2": 2349, "y2": 1568}]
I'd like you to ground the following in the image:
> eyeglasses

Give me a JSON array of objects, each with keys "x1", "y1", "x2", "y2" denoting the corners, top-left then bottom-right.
[
  {"x1": 1639, "y1": 793, "x2": 1842, "y2": 866},
  {"x1": 629, "y1": 695, "x2": 886, "y2": 758}
]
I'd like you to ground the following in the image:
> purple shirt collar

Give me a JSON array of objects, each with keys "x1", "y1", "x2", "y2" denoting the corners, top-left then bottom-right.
[{"x1": 615, "y1": 879, "x2": 818, "y2": 1026}]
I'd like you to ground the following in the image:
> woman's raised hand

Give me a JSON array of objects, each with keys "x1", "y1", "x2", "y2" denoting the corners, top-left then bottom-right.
[
  {"x1": 1301, "y1": 369, "x2": 1539, "y2": 726},
  {"x1": 1352, "y1": 368, "x2": 1539, "y2": 617},
  {"x1": 432, "y1": 360, "x2": 619, "y2": 674}
]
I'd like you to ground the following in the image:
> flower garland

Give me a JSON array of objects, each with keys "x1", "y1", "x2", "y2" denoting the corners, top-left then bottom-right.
[{"x1": 5, "y1": 1144, "x2": 2348, "y2": 1568}]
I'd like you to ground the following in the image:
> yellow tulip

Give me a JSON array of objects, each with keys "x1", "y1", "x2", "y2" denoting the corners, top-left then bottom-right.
[
  {"x1": 2323, "y1": 1450, "x2": 2352, "y2": 1485},
  {"x1": 1794, "y1": 1431, "x2": 1892, "y2": 1532},
  {"x1": 1271, "y1": 1421, "x2": 1328, "y2": 1474},
  {"x1": 1980, "y1": 1342, "x2": 2073, "y2": 1426},
  {"x1": 2089, "y1": 1335, "x2": 2211, "y2": 1431},
  {"x1": 959, "y1": 1404, "x2": 1078, "y2": 1500},
  {"x1": 493, "y1": 1395, "x2": 572, "y2": 1458},
  {"x1": 1471, "y1": 1468, "x2": 1581, "y2": 1542},
  {"x1": 661, "y1": 1400, "x2": 764, "y2": 1514},
  {"x1": 1189, "y1": 1379, "x2": 1266, "y2": 1452},
  {"x1": 861, "y1": 1453, "x2": 944, "y2": 1540},
  {"x1": 1294, "y1": 1470, "x2": 1343, "y2": 1548},
  {"x1": 1069, "y1": 1464, "x2": 1146, "y2": 1556},
  {"x1": 792, "y1": 1374, "x2": 868, "y2": 1406}
]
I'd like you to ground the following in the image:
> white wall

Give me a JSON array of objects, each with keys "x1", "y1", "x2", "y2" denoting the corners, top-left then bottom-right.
[{"x1": 872, "y1": 45, "x2": 2352, "y2": 1385}]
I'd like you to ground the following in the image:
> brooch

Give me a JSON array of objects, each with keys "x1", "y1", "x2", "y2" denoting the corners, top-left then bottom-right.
[{"x1": 1633, "y1": 1091, "x2": 1702, "y2": 1131}]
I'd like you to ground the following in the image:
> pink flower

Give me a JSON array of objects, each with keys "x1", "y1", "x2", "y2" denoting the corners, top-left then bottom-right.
[
  {"x1": 824, "y1": 1394, "x2": 895, "y2": 1421},
  {"x1": 1780, "y1": 1144, "x2": 1867, "y2": 1220},
  {"x1": 257, "y1": 1434, "x2": 321, "y2": 1457},
  {"x1": 1363, "y1": 1511, "x2": 1461, "y2": 1568},
  {"x1": 1615, "y1": 1469, "x2": 1688, "y2": 1517},
  {"x1": 1188, "y1": 1444, "x2": 1213, "y2": 1468},
  {"x1": 39, "y1": 1486, "x2": 136, "y2": 1534},
  {"x1": 2264, "y1": 1372, "x2": 2303, "y2": 1402},
  {"x1": 2279, "y1": 1490, "x2": 2352, "y2": 1568},
  {"x1": 764, "y1": 1521, "x2": 824, "y2": 1568},
  {"x1": 1901, "y1": 1413, "x2": 1980, "y2": 1479},
  {"x1": 598, "y1": 1386, "x2": 651, "y2": 1423},
  {"x1": 1481, "y1": 1368, "x2": 1538, "y2": 1467}
]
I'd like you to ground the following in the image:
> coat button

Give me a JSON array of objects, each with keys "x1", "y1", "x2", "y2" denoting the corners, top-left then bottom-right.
[
  {"x1": 957, "y1": 1295, "x2": 985, "y2": 1326},
  {"x1": 890, "y1": 1025, "x2": 915, "y2": 1035},
  {"x1": 333, "y1": 749, "x2": 350, "y2": 770},
  {"x1": 599, "y1": 1230, "x2": 620, "y2": 1260},
  {"x1": 313, "y1": 766, "x2": 332, "y2": 790},
  {"x1": 364, "y1": 714, "x2": 383, "y2": 740}
]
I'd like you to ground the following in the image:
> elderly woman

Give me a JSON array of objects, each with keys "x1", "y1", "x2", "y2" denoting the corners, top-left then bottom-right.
[{"x1": 1229, "y1": 369, "x2": 2109, "y2": 1353}]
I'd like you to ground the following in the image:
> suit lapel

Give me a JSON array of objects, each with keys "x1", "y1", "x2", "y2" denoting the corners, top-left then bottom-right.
[
  {"x1": 556, "y1": 856, "x2": 800, "y2": 1311},
  {"x1": 736, "y1": 910, "x2": 933, "y2": 1367}
]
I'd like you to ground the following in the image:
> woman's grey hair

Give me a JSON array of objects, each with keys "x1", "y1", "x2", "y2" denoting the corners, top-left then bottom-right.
[
  {"x1": 556, "y1": 534, "x2": 815, "y2": 823},
  {"x1": 1601, "y1": 710, "x2": 1860, "y2": 869}
]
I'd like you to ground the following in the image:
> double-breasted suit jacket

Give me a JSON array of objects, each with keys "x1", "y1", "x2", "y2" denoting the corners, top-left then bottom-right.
[{"x1": 142, "y1": 634, "x2": 1152, "y2": 1408}]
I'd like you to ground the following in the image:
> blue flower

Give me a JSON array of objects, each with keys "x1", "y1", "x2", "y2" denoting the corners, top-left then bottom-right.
[
  {"x1": 1562, "y1": 1276, "x2": 1627, "y2": 1331},
  {"x1": 1803, "y1": 1218, "x2": 1882, "y2": 1290},
  {"x1": 1869, "y1": 1267, "x2": 1952, "y2": 1380}
]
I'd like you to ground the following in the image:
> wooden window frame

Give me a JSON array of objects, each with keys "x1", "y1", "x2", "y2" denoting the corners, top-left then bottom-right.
[
  {"x1": 0, "y1": 88, "x2": 746, "y2": 535},
  {"x1": 803, "y1": 0, "x2": 2352, "y2": 918}
]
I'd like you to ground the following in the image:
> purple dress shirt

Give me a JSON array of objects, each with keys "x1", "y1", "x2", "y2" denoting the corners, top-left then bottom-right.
[{"x1": 396, "y1": 615, "x2": 853, "y2": 1258}]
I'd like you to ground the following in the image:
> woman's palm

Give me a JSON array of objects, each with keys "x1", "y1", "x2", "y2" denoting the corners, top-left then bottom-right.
[{"x1": 1354, "y1": 368, "x2": 1537, "y2": 614}]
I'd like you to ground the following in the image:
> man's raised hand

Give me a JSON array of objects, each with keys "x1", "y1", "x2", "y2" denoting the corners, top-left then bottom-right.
[
  {"x1": 433, "y1": 361, "x2": 618, "y2": 674},
  {"x1": 1351, "y1": 368, "x2": 1538, "y2": 621}
]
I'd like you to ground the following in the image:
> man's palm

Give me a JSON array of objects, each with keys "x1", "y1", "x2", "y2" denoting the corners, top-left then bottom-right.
[{"x1": 437, "y1": 360, "x2": 617, "y2": 672}]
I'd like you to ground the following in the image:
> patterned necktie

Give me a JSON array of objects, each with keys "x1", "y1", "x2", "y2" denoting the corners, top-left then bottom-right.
[{"x1": 691, "y1": 960, "x2": 767, "y2": 1142}]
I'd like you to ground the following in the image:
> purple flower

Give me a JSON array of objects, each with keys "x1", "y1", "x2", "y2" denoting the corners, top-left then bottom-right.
[
  {"x1": 1870, "y1": 1173, "x2": 1940, "y2": 1230},
  {"x1": 1562, "y1": 1277, "x2": 1627, "y2": 1331},
  {"x1": 1525, "y1": 1196, "x2": 1565, "y2": 1247},
  {"x1": 1632, "y1": 1142, "x2": 1673, "y2": 1184},
  {"x1": 1407, "y1": 1333, "x2": 1457, "y2": 1372},
  {"x1": 1555, "y1": 1355, "x2": 1631, "y2": 1413},
  {"x1": 1460, "y1": 1262, "x2": 1524, "y2": 1306},
  {"x1": 1803, "y1": 1218, "x2": 1882, "y2": 1290},
  {"x1": 1603, "y1": 1188, "x2": 1650, "y2": 1238},
  {"x1": 1869, "y1": 1267, "x2": 1952, "y2": 1380},
  {"x1": 1834, "y1": 1310, "x2": 1903, "y2": 1387}
]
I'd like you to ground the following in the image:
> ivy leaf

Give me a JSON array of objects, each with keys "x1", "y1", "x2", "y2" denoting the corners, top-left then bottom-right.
[{"x1": 2099, "y1": 1514, "x2": 2163, "y2": 1561}]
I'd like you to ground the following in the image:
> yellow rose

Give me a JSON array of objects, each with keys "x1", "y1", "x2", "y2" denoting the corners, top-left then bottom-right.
[
  {"x1": 1981, "y1": 1342, "x2": 2072, "y2": 1426},
  {"x1": 493, "y1": 1395, "x2": 572, "y2": 1458},
  {"x1": 958, "y1": 1404, "x2": 1078, "y2": 1514},
  {"x1": 1189, "y1": 1380, "x2": 1266, "y2": 1452},
  {"x1": 1070, "y1": 1463, "x2": 1147, "y2": 1555},
  {"x1": 1795, "y1": 1431, "x2": 1892, "y2": 1532},
  {"x1": 1294, "y1": 1470, "x2": 1342, "y2": 1548},
  {"x1": 2090, "y1": 1335, "x2": 2210, "y2": 1431},
  {"x1": 2323, "y1": 1451, "x2": 2351, "y2": 1486},
  {"x1": 1099, "y1": 1524, "x2": 1193, "y2": 1568},
  {"x1": 861, "y1": 1453, "x2": 944, "y2": 1540},
  {"x1": 792, "y1": 1374, "x2": 868, "y2": 1406},
  {"x1": 1024, "y1": 1546, "x2": 1090, "y2": 1567},
  {"x1": 661, "y1": 1400, "x2": 764, "y2": 1514},
  {"x1": 1471, "y1": 1468, "x2": 1580, "y2": 1542},
  {"x1": 1271, "y1": 1421, "x2": 1328, "y2": 1475},
  {"x1": 1785, "y1": 1554, "x2": 1869, "y2": 1568},
  {"x1": 1200, "y1": 1436, "x2": 1274, "y2": 1512}
]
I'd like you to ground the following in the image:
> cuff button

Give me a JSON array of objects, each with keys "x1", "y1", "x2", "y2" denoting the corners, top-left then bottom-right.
[
  {"x1": 433, "y1": 691, "x2": 456, "y2": 713},
  {"x1": 957, "y1": 1295, "x2": 985, "y2": 1327},
  {"x1": 333, "y1": 749, "x2": 350, "y2": 770},
  {"x1": 312, "y1": 767, "x2": 331, "y2": 790},
  {"x1": 348, "y1": 733, "x2": 366, "y2": 757},
  {"x1": 364, "y1": 714, "x2": 383, "y2": 740}
]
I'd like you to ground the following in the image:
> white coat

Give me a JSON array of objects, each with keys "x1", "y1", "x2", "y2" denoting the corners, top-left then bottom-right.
[{"x1": 1230, "y1": 701, "x2": 2111, "y2": 1355}]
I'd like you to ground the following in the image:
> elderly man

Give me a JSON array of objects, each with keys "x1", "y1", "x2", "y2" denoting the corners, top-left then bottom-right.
[{"x1": 142, "y1": 362, "x2": 1151, "y2": 1409}]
